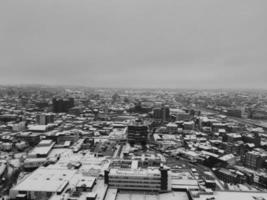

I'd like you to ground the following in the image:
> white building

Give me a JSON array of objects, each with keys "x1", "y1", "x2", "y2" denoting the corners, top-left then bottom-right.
[
  {"x1": 10, "y1": 167, "x2": 76, "y2": 200},
  {"x1": 105, "y1": 167, "x2": 171, "y2": 192},
  {"x1": 28, "y1": 139, "x2": 55, "y2": 158}
]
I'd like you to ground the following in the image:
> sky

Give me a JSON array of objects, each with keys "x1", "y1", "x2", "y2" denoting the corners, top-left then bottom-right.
[{"x1": 0, "y1": 0, "x2": 267, "y2": 89}]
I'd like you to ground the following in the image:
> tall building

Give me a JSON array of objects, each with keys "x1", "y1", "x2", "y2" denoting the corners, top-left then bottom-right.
[
  {"x1": 52, "y1": 97, "x2": 74, "y2": 113},
  {"x1": 152, "y1": 105, "x2": 170, "y2": 122},
  {"x1": 162, "y1": 105, "x2": 170, "y2": 122},
  {"x1": 127, "y1": 120, "x2": 149, "y2": 145},
  {"x1": 244, "y1": 149, "x2": 267, "y2": 169}
]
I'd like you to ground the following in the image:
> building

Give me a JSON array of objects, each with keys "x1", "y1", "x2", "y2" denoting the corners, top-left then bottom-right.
[
  {"x1": 225, "y1": 108, "x2": 242, "y2": 118},
  {"x1": 170, "y1": 109, "x2": 191, "y2": 121},
  {"x1": 127, "y1": 120, "x2": 149, "y2": 145},
  {"x1": 16, "y1": 132, "x2": 41, "y2": 146},
  {"x1": 52, "y1": 97, "x2": 74, "y2": 113},
  {"x1": 215, "y1": 168, "x2": 245, "y2": 184},
  {"x1": 243, "y1": 132, "x2": 261, "y2": 147},
  {"x1": 183, "y1": 121, "x2": 195, "y2": 130},
  {"x1": 105, "y1": 166, "x2": 171, "y2": 192},
  {"x1": 12, "y1": 121, "x2": 26, "y2": 131},
  {"x1": 23, "y1": 157, "x2": 48, "y2": 170},
  {"x1": 56, "y1": 130, "x2": 80, "y2": 144},
  {"x1": 250, "y1": 109, "x2": 267, "y2": 120},
  {"x1": 153, "y1": 105, "x2": 170, "y2": 122},
  {"x1": 243, "y1": 149, "x2": 267, "y2": 169},
  {"x1": 0, "y1": 162, "x2": 7, "y2": 184},
  {"x1": 9, "y1": 167, "x2": 76, "y2": 200},
  {"x1": 28, "y1": 139, "x2": 55, "y2": 158},
  {"x1": 166, "y1": 123, "x2": 178, "y2": 134},
  {"x1": 225, "y1": 133, "x2": 242, "y2": 143},
  {"x1": 219, "y1": 154, "x2": 236, "y2": 165},
  {"x1": 36, "y1": 113, "x2": 54, "y2": 125}
]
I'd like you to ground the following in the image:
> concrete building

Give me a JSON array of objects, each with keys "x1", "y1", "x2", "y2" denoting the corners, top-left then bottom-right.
[
  {"x1": 105, "y1": 166, "x2": 171, "y2": 192},
  {"x1": 244, "y1": 149, "x2": 267, "y2": 169},
  {"x1": 36, "y1": 113, "x2": 54, "y2": 125},
  {"x1": 215, "y1": 168, "x2": 245, "y2": 184},
  {"x1": 28, "y1": 139, "x2": 55, "y2": 158},
  {"x1": 153, "y1": 105, "x2": 170, "y2": 122},
  {"x1": 127, "y1": 120, "x2": 148, "y2": 145},
  {"x1": 9, "y1": 167, "x2": 76, "y2": 200}
]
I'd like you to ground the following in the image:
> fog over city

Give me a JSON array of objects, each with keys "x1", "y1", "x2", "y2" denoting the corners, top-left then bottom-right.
[{"x1": 1, "y1": 0, "x2": 267, "y2": 89}]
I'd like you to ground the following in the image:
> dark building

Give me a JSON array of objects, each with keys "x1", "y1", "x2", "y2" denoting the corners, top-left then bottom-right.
[
  {"x1": 52, "y1": 97, "x2": 74, "y2": 113},
  {"x1": 243, "y1": 149, "x2": 267, "y2": 170},
  {"x1": 250, "y1": 109, "x2": 267, "y2": 120},
  {"x1": 35, "y1": 101, "x2": 49, "y2": 111},
  {"x1": 131, "y1": 101, "x2": 153, "y2": 114},
  {"x1": 112, "y1": 93, "x2": 120, "y2": 103},
  {"x1": 259, "y1": 174, "x2": 267, "y2": 188},
  {"x1": 0, "y1": 114, "x2": 19, "y2": 122},
  {"x1": 16, "y1": 132, "x2": 41, "y2": 146},
  {"x1": 160, "y1": 167, "x2": 169, "y2": 191},
  {"x1": 152, "y1": 105, "x2": 170, "y2": 122},
  {"x1": 127, "y1": 120, "x2": 148, "y2": 145},
  {"x1": 225, "y1": 108, "x2": 242, "y2": 118},
  {"x1": 215, "y1": 168, "x2": 246, "y2": 184}
]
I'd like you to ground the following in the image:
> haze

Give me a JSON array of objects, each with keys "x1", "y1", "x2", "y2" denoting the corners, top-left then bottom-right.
[{"x1": 0, "y1": 0, "x2": 267, "y2": 89}]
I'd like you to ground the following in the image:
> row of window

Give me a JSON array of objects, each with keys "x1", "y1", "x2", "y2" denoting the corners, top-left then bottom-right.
[
  {"x1": 109, "y1": 176, "x2": 161, "y2": 180},
  {"x1": 109, "y1": 180, "x2": 161, "y2": 185},
  {"x1": 109, "y1": 176, "x2": 160, "y2": 180},
  {"x1": 109, "y1": 184, "x2": 160, "y2": 189},
  {"x1": 109, "y1": 179, "x2": 160, "y2": 183}
]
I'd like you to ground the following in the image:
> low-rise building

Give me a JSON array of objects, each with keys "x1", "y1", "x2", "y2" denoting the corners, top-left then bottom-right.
[{"x1": 105, "y1": 166, "x2": 171, "y2": 192}]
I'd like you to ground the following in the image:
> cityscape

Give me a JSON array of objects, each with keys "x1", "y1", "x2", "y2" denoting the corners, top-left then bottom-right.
[
  {"x1": 0, "y1": 86, "x2": 266, "y2": 200},
  {"x1": 1, "y1": 0, "x2": 267, "y2": 200}
]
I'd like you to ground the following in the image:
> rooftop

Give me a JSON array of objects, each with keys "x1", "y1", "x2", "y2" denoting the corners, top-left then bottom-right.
[
  {"x1": 195, "y1": 191, "x2": 267, "y2": 200},
  {"x1": 76, "y1": 177, "x2": 96, "y2": 188},
  {"x1": 115, "y1": 191, "x2": 189, "y2": 200},
  {"x1": 109, "y1": 168, "x2": 161, "y2": 177},
  {"x1": 28, "y1": 141, "x2": 55, "y2": 156},
  {"x1": 28, "y1": 124, "x2": 48, "y2": 131},
  {"x1": 11, "y1": 167, "x2": 76, "y2": 192}
]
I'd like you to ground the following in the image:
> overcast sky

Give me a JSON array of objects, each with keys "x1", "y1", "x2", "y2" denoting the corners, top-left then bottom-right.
[{"x1": 0, "y1": 0, "x2": 267, "y2": 89}]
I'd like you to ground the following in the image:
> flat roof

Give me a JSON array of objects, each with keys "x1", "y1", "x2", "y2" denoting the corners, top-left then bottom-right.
[
  {"x1": 28, "y1": 142, "x2": 55, "y2": 156},
  {"x1": 39, "y1": 139, "x2": 53, "y2": 146},
  {"x1": 116, "y1": 191, "x2": 189, "y2": 200},
  {"x1": 172, "y1": 179, "x2": 199, "y2": 186},
  {"x1": 104, "y1": 188, "x2": 118, "y2": 200},
  {"x1": 12, "y1": 167, "x2": 76, "y2": 192},
  {"x1": 28, "y1": 125, "x2": 47, "y2": 131},
  {"x1": 196, "y1": 191, "x2": 267, "y2": 200},
  {"x1": 109, "y1": 168, "x2": 161, "y2": 177},
  {"x1": 24, "y1": 157, "x2": 47, "y2": 163},
  {"x1": 76, "y1": 177, "x2": 96, "y2": 188},
  {"x1": 220, "y1": 154, "x2": 235, "y2": 161}
]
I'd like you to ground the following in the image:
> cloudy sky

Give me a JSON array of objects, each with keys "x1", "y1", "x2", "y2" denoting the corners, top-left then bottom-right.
[{"x1": 0, "y1": 0, "x2": 267, "y2": 89}]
